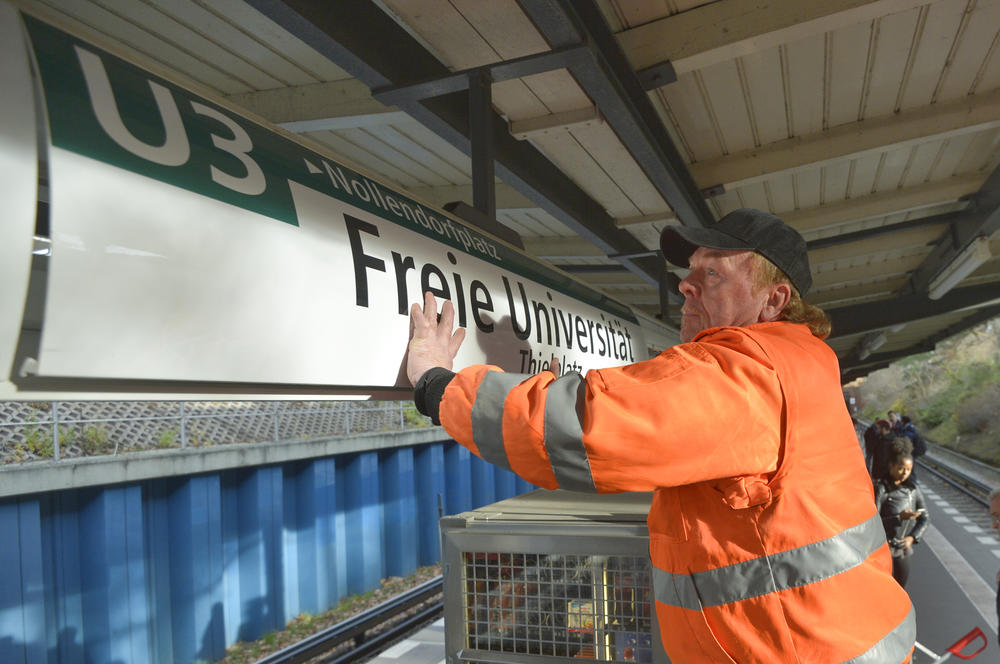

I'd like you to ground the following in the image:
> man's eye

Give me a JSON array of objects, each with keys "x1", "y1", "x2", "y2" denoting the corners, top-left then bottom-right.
[{"x1": 707, "y1": 269, "x2": 717, "y2": 276}]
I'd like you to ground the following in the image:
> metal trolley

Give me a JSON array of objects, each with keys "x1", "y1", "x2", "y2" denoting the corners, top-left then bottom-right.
[{"x1": 440, "y1": 490, "x2": 667, "y2": 663}]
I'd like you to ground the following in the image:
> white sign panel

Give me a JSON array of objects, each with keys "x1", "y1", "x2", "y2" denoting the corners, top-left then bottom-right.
[{"x1": 9, "y1": 9, "x2": 647, "y2": 396}]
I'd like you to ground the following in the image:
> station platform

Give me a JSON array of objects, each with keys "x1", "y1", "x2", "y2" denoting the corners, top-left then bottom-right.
[{"x1": 367, "y1": 469, "x2": 999, "y2": 664}]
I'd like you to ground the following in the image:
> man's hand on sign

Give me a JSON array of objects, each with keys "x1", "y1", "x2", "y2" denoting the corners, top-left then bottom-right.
[{"x1": 406, "y1": 291, "x2": 467, "y2": 386}]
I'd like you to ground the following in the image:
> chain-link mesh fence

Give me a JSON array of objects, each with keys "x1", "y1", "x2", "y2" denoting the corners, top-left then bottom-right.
[
  {"x1": 0, "y1": 400, "x2": 433, "y2": 463},
  {"x1": 463, "y1": 552, "x2": 654, "y2": 661}
]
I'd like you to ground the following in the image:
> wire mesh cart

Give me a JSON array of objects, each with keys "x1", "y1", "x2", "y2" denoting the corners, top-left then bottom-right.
[{"x1": 440, "y1": 489, "x2": 668, "y2": 663}]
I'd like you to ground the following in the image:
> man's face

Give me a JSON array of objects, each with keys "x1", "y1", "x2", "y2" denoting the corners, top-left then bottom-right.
[
  {"x1": 889, "y1": 412, "x2": 899, "y2": 425},
  {"x1": 990, "y1": 496, "x2": 1000, "y2": 537},
  {"x1": 677, "y1": 248, "x2": 770, "y2": 343}
]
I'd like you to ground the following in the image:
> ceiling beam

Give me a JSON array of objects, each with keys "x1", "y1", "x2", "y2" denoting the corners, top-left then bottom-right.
[
  {"x1": 226, "y1": 78, "x2": 398, "y2": 127},
  {"x1": 810, "y1": 278, "x2": 910, "y2": 307},
  {"x1": 788, "y1": 176, "x2": 980, "y2": 233},
  {"x1": 616, "y1": 0, "x2": 930, "y2": 74},
  {"x1": 523, "y1": 235, "x2": 608, "y2": 258},
  {"x1": 805, "y1": 210, "x2": 964, "y2": 251},
  {"x1": 615, "y1": 211, "x2": 678, "y2": 227},
  {"x1": 690, "y1": 88, "x2": 1000, "y2": 191},
  {"x1": 839, "y1": 303, "x2": 1000, "y2": 380},
  {"x1": 827, "y1": 282, "x2": 1000, "y2": 338},
  {"x1": 510, "y1": 106, "x2": 604, "y2": 140},
  {"x1": 808, "y1": 226, "x2": 943, "y2": 264},
  {"x1": 248, "y1": 0, "x2": 665, "y2": 286}
]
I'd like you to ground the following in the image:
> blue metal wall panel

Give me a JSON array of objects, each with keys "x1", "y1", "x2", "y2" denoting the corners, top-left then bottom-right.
[
  {"x1": 143, "y1": 481, "x2": 175, "y2": 664},
  {"x1": 1, "y1": 437, "x2": 532, "y2": 664},
  {"x1": 340, "y1": 452, "x2": 382, "y2": 594},
  {"x1": 470, "y1": 454, "x2": 496, "y2": 507},
  {"x1": 79, "y1": 486, "x2": 151, "y2": 664},
  {"x1": 0, "y1": 500, "x2": 45, "y2": 664},
  {"x1": 414, "y1": 443, "x2": 445, "y2": 565},
  {"x1": 381, "y1": 448, "x2": 417, "y2": 578},
  {"x1": 494, "y1": 466, "x2": 516, "y2": 502},
  {"x1": 43, "y1": 493, "x2": 85, "y2": 664},
  {"x1": 444, "y1": 444, "x2": 471, "y2": 516},
  {"x1": 166, "y1": 476, "x2": 225, "y2": 663},
  {"x1": 225, "y1": 467, "x2": 285, "y2": 644},
  {"x1": 516, "y1": 476, "x2": 535, "y2": 495}
]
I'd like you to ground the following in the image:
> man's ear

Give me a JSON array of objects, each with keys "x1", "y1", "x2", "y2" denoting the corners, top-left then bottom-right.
[{"x1": 759, "y1": 283, "x2": 792, "y2": 322}]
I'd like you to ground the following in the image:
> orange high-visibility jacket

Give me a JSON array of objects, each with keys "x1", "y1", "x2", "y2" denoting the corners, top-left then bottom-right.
[{"x1": 433, "y1": 322, "x2": 914, "y2": 663}]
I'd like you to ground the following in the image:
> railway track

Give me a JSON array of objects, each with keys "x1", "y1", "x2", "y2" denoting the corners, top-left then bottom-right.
[
  {"x1": 256, "y1": 576, "x2": 443, "y2": 664},
  {"x1": 918, "y1": 451, "x2": 992, "y2": 506}
]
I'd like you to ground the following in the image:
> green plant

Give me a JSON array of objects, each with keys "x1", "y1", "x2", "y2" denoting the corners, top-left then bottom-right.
[
  {"x1": 156, "y1": 428, "x2": 179, "y2": 449},
  {"x1": 22, "y1": 419, "x2": 54, "y2": 458},
  {"x1": 81, "y1": 425, "x2": 109, "y2": 455},
  {"x1": 402, "y1": 406, "x2": 430, "y2": 428}
]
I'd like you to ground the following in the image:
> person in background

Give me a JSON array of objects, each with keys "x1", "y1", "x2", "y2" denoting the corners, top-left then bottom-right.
[
  {"x1": 989, "y1": 487, "x2": 1000, "y2": 642},
  {"x1": 406, "y1": 208, "x2": 915, "y2": 663},
  {"x1": 875, "y1": 438, "x2": 929, "y2": 589},
  {"x1": 865, "y1": 418, "x2": 895, "y2": 481},
  {"x1": 898, "y1": 415, "x2": 927, "y2": 461},
  {"x1": 888, "y1": 410, "x2": 903, "y2": 436}
]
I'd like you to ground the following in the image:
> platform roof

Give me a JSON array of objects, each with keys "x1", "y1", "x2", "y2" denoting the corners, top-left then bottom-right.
[{"x1": 18, "y1": 0, "x2": 1000, "y2": 381}]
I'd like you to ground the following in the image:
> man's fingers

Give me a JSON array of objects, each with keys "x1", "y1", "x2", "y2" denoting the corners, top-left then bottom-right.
[
  {"x1": 439, "y1": 299, "x2": 457, "y2": 335},
  {"x1": 448, "y1": 326, "x2": 466, "y2": 356},
  {"x1": 423, "y1": 291, "x2": 437, "y2": 319}
]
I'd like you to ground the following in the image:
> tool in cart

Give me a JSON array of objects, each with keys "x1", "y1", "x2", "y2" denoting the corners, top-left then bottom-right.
[{"x1": 913, "y1": 627, "x2": 987, "y2": 663}]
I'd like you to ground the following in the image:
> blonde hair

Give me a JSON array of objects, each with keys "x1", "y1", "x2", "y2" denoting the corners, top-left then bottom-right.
[{"x1": 750, "y1": 253, "x2": 831, "y2": 339}]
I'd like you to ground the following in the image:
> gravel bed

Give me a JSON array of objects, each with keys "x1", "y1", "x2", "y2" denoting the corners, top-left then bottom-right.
[{"x1": 216, "y1": 564, "x2": 442, "y2": 664}]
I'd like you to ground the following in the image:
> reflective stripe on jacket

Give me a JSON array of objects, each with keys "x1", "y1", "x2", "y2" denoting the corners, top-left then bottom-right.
[{"x1": 438, "y1": 322, "x2": 914, "y2": 663}]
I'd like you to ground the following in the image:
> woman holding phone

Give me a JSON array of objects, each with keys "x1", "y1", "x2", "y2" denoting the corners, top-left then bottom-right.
[{"x1": 875, "y1": 437, "x2": 930, "y2": 588}]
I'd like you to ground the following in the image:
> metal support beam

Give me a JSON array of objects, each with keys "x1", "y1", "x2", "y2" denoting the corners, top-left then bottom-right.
[
  {"x1": 827, "y1": 281, "x2": 1000, "y2": 339},
  {"x1": 518, "y1": 0, "x2": 713, "y2": 230},
  {"x1": 371, "y1": 44, "x2": 588, "y2": 106},
  {"x1": 249, "y1": 0, "x2": 665, "y2": 286},
  {"x1": 907, "y1": 161, "x2": 1000, "y2": 296},
  {"x1": 468, "y1": 69, "x2": 495, "y2": 221}
]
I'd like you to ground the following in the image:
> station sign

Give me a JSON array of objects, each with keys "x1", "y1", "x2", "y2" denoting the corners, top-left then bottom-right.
[{"x1": 0, "y1": 6, "x2": 648, "y2": 397}]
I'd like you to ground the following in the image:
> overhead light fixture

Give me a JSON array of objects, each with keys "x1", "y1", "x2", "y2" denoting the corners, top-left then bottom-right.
[{"x1": 927, "y1": 236, "x2": 993, "y2": 300}]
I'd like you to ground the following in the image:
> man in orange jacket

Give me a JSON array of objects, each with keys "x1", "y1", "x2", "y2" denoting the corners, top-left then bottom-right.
[{"x1": 407, "y1": 208, "x2": 914, "y2": 663}]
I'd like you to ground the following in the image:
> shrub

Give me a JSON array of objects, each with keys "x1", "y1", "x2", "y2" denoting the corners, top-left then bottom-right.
[{"x1": 956, "y1": 383, "x2": 1000, "y2": 434}]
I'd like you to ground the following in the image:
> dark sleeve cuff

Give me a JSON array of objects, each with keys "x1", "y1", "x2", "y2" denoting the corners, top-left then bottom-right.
[{"x1": 413, "y1": 367, "x2": 456, "y2": 425}]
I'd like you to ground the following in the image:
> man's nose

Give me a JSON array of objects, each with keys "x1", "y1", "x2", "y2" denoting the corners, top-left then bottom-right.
[{"x1": 678, "y1": 274, "x2": 696, "y2": 298}]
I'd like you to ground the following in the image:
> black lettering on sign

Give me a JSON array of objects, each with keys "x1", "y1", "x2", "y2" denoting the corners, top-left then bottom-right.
[{"x1": 344, "y1": 214, "x2": 385, "y2": 307}]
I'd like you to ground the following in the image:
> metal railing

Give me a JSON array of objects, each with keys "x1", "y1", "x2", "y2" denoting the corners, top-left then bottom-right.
[{"x1": 0, "y1": 400, "x2": 433, "y2": 464}]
